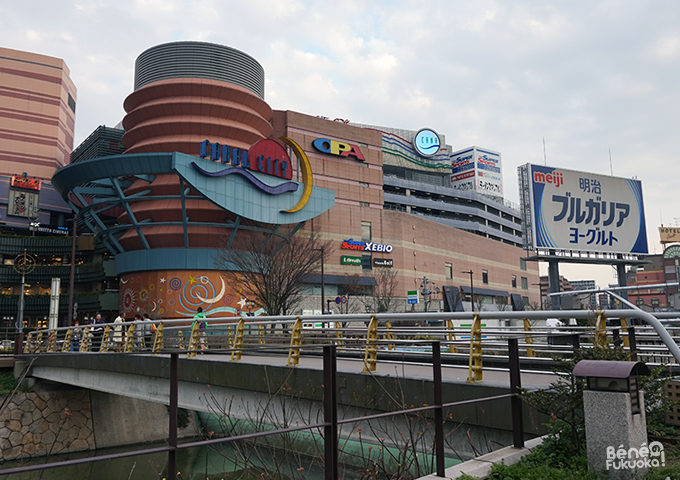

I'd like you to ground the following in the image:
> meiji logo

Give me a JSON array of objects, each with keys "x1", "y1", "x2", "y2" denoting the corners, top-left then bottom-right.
[
  {"x1": 606, "y1": 442, "x2": 665, "y2": 471},
  {"x1": 533, "y1": 170, "x2": 564, "y2": 188}
]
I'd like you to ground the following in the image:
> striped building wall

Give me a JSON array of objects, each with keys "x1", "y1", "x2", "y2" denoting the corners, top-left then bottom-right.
[{"x1": 0, "y1": 47, "x2": 77, "y2": 180}]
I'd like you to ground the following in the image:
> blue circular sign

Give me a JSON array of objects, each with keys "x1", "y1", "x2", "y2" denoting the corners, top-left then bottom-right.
[{"x1": 413, "y1": 128, "x2": 441, "y2": 157}]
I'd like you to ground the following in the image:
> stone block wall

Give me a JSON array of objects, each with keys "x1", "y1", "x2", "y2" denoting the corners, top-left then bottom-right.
[{"x1": 0, "y1": 390, "x2": 94, "y2": 461}]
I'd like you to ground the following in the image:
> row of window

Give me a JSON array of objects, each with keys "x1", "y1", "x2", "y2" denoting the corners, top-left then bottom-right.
[{"x1": 445, "y1": 262, "x2": 529, "y2": 289}]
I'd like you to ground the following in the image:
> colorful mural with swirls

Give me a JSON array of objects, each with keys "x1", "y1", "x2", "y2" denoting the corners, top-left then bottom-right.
[{"x1": 119, "y1": 270, "x2": 263, "y2": 318}]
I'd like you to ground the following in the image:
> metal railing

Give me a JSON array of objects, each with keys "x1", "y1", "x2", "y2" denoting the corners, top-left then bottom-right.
[
  {"x1": 13, "y1": 310, "x2": 680, "y2": 380},
  {"x1": 1, "y1": 340, "x2": 526, "y2": 479}
]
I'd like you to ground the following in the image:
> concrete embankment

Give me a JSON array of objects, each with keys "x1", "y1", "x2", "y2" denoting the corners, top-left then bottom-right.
[{"x1": 0, "y1": 384, "x2": 197, "y2": 462}]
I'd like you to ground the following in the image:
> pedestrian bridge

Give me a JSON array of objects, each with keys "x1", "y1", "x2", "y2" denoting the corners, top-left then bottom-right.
[{"x1": 5, "y1": 309, "x2": 680, "y2": 479}]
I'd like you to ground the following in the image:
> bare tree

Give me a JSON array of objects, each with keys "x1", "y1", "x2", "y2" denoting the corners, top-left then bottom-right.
[
  {"x1": 215, "y1": 227, "x2": 332, "y2": 316},
  {"x1": 336, "y1": 274, "x2": 366, "y2": 315},
  {"x1": 364, "y1": 267, "x2": 399, "y2": 313}
]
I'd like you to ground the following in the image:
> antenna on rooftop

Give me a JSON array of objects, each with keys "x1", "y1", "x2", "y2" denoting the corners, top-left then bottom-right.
[
  {"x1": 542, "y1": 137, "x2": 547, "y2": 165},
  {"x1": 609, "y1": 148, "x2": 613, "y2": 176}
]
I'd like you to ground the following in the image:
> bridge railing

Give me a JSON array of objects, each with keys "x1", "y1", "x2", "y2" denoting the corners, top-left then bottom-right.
[
  {"x1": 0, "y1": 340, "x2": 527, "y2": 479},
  {"x1": 12, "y1": 310, "x2": 680, "y2": 381}
]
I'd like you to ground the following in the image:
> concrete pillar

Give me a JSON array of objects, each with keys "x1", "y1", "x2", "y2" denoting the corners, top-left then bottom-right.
[{"x1": 584, "y1": 391, "x2": 651, "y2": 479}]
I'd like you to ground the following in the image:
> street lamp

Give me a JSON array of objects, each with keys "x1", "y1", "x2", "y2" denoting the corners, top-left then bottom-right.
[
  {"x1": 313, "y1": 247, "x2": 325, "y2": 314},
  {"x1": 14, "y1": 249, "x2": 36, "y2": 332},
  {"x1": 462, "y1": 270, "x2": 474, "y2": 310},
  {"x1": 245, "y1": 300, "x2": 256, "y2": 316}
]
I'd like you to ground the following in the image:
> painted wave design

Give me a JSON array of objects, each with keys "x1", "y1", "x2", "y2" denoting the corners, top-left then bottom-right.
[
  {"x1": 191, "y1": 162, "x2": 299, "y2": 195},
  {"x1": 417, "y1": 143, "x2": 440, "y2": 153}
]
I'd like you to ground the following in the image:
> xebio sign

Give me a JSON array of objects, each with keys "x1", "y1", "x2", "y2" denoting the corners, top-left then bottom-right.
[{"x1": 313, "y1": 138, "x2": 365, "y2": 161}]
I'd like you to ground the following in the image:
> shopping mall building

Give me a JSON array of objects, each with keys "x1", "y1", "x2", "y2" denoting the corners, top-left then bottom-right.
[{"x1": 2, "y1": 42, "x2": 542, "y2": 324}]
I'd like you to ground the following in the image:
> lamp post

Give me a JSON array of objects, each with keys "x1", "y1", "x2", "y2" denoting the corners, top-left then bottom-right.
[
  {"x1": 313, "y1": 247, "x2": 325, "y2": 314},
  {"x1": 462, "y1": 270, "x2": 474, "y2": 311},
  {"x1": 14, "y1": 249, "x2": 36, "y2": 332},
  {"x1": 245, "y1": 300, "x2": 255, "y2": 316}
]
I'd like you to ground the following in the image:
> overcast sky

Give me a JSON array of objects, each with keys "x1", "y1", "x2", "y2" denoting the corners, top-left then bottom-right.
[{"x1": 2, "y1": 0, "x2": 678, "y2": 288}]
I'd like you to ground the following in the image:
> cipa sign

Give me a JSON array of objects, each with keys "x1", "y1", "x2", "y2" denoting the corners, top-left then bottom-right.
[
  {"x1": 313, "y1": 138, "x2": 365, "y2": 161},
  {"x1": 413, "y1": 128, "x2": 440, "y2": 157}
]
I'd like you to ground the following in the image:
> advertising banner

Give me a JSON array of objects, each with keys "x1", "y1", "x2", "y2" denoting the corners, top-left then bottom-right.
[
  {"x1": 520, "y1": 164, "x2": 648, "y2": 254},
  {"x1": 451, "y1": 146, "x2": 503, "y2": 195}
]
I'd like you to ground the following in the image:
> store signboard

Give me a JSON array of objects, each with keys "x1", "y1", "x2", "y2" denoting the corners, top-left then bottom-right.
[
  {"x1": 407, "y1": 290, "x2": 419, "y2": 304},
  {"x1": 518, "y1": 164, "x2": 648, "y2": 254},
  {"x1": 341, "y1": 255, "x2": 362, "y2": 266},
  {"x1": 11, "y1": 176, "x2": 41, "y2": 191},
  {"x1": 373, "y1": 258, "x2": 393, "y2": 268},
  {"x1": 659, "y1": 227, "x2": 680, "y2": 244},
  {"x1": 451, "y1": 146, "x2": 503, "y2": 195},
  {"x1": 312, "y1": 138, "x2": 365, "y2": 161}
]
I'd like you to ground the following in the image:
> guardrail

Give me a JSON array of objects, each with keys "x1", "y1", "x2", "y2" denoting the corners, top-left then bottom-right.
[{"x1": 11, "y1": 310, "x2": 680, "y2": 381}]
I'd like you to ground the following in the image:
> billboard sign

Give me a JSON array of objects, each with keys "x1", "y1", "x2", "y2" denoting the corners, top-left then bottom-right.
[
  {"x1": 519, "y1": 164, "x2": 648, "y2": 254},
  {"x1": 451, "y1": 146, "x2": 503, "y2": 195}
]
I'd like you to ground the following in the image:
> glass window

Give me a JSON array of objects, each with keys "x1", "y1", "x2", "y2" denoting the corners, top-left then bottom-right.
[
  {"x1": 482, "y1": 269, "x2": 489, "y2": 284},
  {"x1": 445, "y1": 262, "x2": 453, "y2": 280},
  {"x1": 511, "y1": 275, "x2": 517, "y2": 288},
  {"x1": 362, "y1": 254, "x2": 372, "y2": 270},
  {"x1": 521, "y1": 277, "x2": 528, "y2": 289},
  {"x1": 520, "y1": 258, "x2": 527, "y2": 271},
  {"x1": 522, "y1": 296, "x2": 529, "y2": 306},
  {"x1": 361, "y1": 221, "x2": 372, "y2": 241}
]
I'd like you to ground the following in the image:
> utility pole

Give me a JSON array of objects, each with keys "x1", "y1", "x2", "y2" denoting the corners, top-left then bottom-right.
[
  {"x1": 462, "y1": 270, "x2": 474, "y2": 310},
  {"x1": 67, "y1": 215, "x2": 77, "y2": 327}
]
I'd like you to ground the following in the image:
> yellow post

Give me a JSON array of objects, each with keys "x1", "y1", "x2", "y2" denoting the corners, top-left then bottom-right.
[
  {"x1": 99, "y1": 325, "x2": 112, "y2": 353},
  {"x1": 620, "y1": 318, "x2": 631, "y2": 349},
  {"x1": 287, "y1": 317, "x2": 303, "y2": 367},
  {"x1": 231, "y1": 318, "x2": 245, "y2": 361},
  {"x1": 385, "y1": 320, "x2": 395, "y2": 351},
  {"x1": 594, "y1": 311, "x2": 608, "y2": 347},
  {"x1": 79, "y1": 327, "x2": 90, "y2": 352},
  {"x1": 177, "y1": 330, "x2": 185, "y2": 349},
  {"x1": 61, "y1": 328, "x2": 72, "y2": 352},
  {"x1": 335, "y1": 321, "x2": 344, "y2": 348},
  {"x1": 258, "y1": 324, "x2": 265, "y2": 345},
  {"x1": 36, "y1": 332, "x2": 44, "y2": 353},
  {"x1": 47, "y1": 331, "x2": 57, "y2": 352},
  {"x1": 466, "y1": 314, "x2": 483, "y2": 383},
  {"x1": 523, "y1": 319, "x2": 535, "y2": 357},
  {"x1": 152, "y1": 322, "x2": 164, "y2": 353},
  {"x1": 446, "y1": 319, "x2": 458, "y2": 353},
  {"x1": 123, "y1": 323, "x2": 136, "y2": 353},
  {"x1": 362, "y1": 315, "x2": 379, "y2": 373},
  {"x1": 26, "y1": 332, "x2": 35, "y2": 353},
  {"x1": 187, "y1": 321, "x2": 200, "y2": 358}
]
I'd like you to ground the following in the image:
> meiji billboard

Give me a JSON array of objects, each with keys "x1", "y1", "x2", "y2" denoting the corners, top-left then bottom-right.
[
  {"x1": 520, "y1": 164, "x2": 648, "y2": 254},
  {"x1": 451, "y1": 146, "x2": 503, "y2": 195}
]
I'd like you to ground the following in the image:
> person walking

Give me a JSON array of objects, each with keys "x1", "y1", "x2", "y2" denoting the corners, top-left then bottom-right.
[
  {"x1": 193, "y1": 307, "x2": 207, "y2": 351},
  {"x1": 113, "y1": 312, "x2": 125, "y2": 351}
]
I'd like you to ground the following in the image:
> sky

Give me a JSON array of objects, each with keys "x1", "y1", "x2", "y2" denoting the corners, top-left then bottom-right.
[{"x1": 1, "y1": 0, "x2": 679, "y2": 288}]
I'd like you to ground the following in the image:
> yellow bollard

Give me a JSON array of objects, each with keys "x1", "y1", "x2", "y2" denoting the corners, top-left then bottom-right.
[
  {"x1": 152, "y1": 322, "x2": 164, "y2": 354},
  {"x1": 385, "y1": 320, "x2": 395, "y2": 351},
  {"x1": 446, "y1": 319, "x2": 458, "y2": 353},
  {"x1": 258, "y1": 324, "x2": 265, "y2": 345},
  {"x1": 287, "y1": 317, "x2": 303, "y2": 367},
  {"x1": 335, "y1": 321, "x2": 344, "y2": 348},
  {"x1": 362, "y1": 315, "x2": 379, "y2": 373},
  {"x1": 124, "y1": 323, "x2": 136, "y2": 353},
  {"x1": 620, "y1": 318, "x2": 631, "y2": 349},
  {"x1": 231, "y1": 318, "x2": 245, "y2": 361},
  {"x1": 594, "y1": 311, "x2": 608, "y2": 347},
  {"x1": 79, "y1": 327, "x2": 91, "y2": 352},
  {"x1": 62, "y1": 328, "x2": 72, "y2": 352},
  {"x1": 466, "y1": 314, "x2": 483, "y2": 383},
  {"x1": 36, "y1": 332, "x2": 44, "y2": 353},
  {"x1": 523, "y1": 319, "x2": 535, "y2": 357},
  {"x1": 187, "y1": 321, "x2": 200, "y2": 358},
  {"x1": 99, "y1": 325, "x2": 112, "y2": 353},
  {"x1": 47, "y1": 331, "x2": 57, "y2": 352},
  {"x1": 26, "y1": 332, "x2": 36, "y2": 353}
]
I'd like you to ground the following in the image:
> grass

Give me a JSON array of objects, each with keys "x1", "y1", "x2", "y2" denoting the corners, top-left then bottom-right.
[{"x1": 0, "y1": 368, "x2": 15, "y2": 395}]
